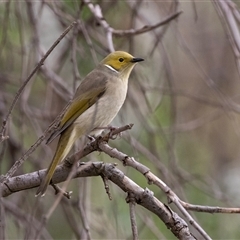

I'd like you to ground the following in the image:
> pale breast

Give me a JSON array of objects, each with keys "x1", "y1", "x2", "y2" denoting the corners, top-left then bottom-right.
[{"x1": 74, "y1": 74, "x2": 128, "y2": 137}]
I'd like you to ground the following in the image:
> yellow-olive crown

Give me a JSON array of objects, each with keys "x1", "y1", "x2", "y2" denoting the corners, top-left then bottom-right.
[{"x1": 101, "y1": 51, "x2": 144, "y2": 72}]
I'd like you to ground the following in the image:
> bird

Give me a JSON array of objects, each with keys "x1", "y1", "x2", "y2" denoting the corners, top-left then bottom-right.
[{"x1": 36, "y1": 51, "x2": 144, "y2": 196}]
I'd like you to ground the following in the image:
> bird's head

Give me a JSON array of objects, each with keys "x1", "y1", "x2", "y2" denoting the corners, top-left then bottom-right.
[{"x1": 101, "y1": 51, "x2": 144, "y2": 78}]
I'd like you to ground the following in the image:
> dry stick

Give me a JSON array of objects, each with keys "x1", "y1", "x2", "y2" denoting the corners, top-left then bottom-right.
[
  {"x1": 127, "y1": 192, "x2": 139, "y2": 240},
  {"x1": 0, "y1": 21, "x2": 76, "y2": 143},
  {"x1": 180, "y1": 200, "x2": 240, "y2": 214},
  {"x1": 100, "y1": 174, "x2": 112, "y2": 200},
  {"x1": 0, "y1": 21, "x2": 76, "y2": 182},
  {"x1": 98, "y1": 142, "x2": 211, "y2": 240}
]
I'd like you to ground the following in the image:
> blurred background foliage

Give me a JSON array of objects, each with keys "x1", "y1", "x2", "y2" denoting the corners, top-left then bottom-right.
[{"x1": 1, "y1": 0, "x2": 240, "y2": 239}]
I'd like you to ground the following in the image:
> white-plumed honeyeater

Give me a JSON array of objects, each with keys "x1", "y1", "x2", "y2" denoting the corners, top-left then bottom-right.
[{"x1": 36, "y1": 51, "x2": 144, "y2": 196}]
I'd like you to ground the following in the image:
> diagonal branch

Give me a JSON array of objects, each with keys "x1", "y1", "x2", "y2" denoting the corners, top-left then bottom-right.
[{"x1": 0, "y1": 21, "x2": 76, "y2": 143}]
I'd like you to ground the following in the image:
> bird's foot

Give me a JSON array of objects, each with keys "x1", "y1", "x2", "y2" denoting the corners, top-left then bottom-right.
[
  {"x1": 86, "y1": 135, "x2": 98, "y2": 146},
  {"x1": 107, "y1": 125, "x2": 122, "y2": 140}
]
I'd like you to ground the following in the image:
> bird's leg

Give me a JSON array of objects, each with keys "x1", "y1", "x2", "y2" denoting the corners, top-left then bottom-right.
[
  {"x1": 107, "y1": 125, "x2": 122, "y2": 140},
  {"x1": 93, "y1": 125, "x2": 120, "y2": 139}
]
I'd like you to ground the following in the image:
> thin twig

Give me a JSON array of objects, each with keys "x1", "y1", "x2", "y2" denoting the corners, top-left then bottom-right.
[
  {"x1": 127, "y1": 192, "x2": 139, "y2": 240},
  {"x1": 180, "y1": 200, "x2": 240, "y2": 213},
  {"x1": 0, "y1": 21, "x2": 76, "y2": 143},
  {"x1": 112, "y1": 10, "x2": 183, "y2": 36},
  {"x1": 101, "y1": 174, "x2": 112, "y2": 200}
]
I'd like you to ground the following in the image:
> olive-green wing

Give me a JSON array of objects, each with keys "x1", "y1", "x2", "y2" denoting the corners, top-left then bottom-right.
[{"x1": 46, "y1": 70, "x2": 107, "y2": 144}]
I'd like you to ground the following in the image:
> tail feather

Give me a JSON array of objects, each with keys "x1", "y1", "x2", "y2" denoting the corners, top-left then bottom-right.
[
  {"x1": 36, "y1": 126, "x2": 78, "y2": 196},
  {"x1": 35, "y1": 167, "x2": 54, "y2": 197}
]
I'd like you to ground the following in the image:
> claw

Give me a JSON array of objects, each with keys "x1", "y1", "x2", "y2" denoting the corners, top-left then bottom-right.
[{"x1": 87, "y1": 135, "x2": 95, "y2": 142}]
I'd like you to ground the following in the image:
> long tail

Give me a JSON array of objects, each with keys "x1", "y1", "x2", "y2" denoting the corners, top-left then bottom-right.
[{"x1": 36, "y1": 126, "x2": 78, "y2": 196}]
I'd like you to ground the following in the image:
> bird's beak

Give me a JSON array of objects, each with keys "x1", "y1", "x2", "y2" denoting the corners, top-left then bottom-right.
[{"x1": 131, "y1": 57, "x2": 144, "y2": 63}]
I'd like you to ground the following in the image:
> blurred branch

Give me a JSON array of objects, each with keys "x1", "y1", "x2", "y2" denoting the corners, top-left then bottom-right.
[
  {"x1": 147, "y1": 86, "x2": 240, "y2": 113},
  {"x1": 77, "y1": 181, "x2": 91, "y2": 240},
  {"x1": 83, "y1": 0, "x2": 182, "y2": 52},
  {"x1": 0, "y1": 0, "x2": 10, "y2": 58},
  {"x1": 213, "y1": 0, "x2": 240, "y2": 76},
  {"x1": 112, "y1": 10, "x2": 183, "y2": 36},
  {"x1": 86, "y1": 0, "x2": 182, "y2": 36},
  {"x1": 83, "y1": 0, "x2": 114, "y2": 52},
  {"x1": 0, "y1": 21, "x2": 76, "y2": 144},
  {"x1": 143, "y1": 86, "x2": 240, "y2": 132},
  {"x1": 2, "y1": 199, "x2": 52, "y2": 239},
  {"x1": 176, "y1": 22, "x2": 240, "y2": 140}
]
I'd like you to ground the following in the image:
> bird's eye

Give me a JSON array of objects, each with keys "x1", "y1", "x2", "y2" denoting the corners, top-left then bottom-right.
[{"x1": 119, "y1": 58, "x2": 124, "y2": 62}]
